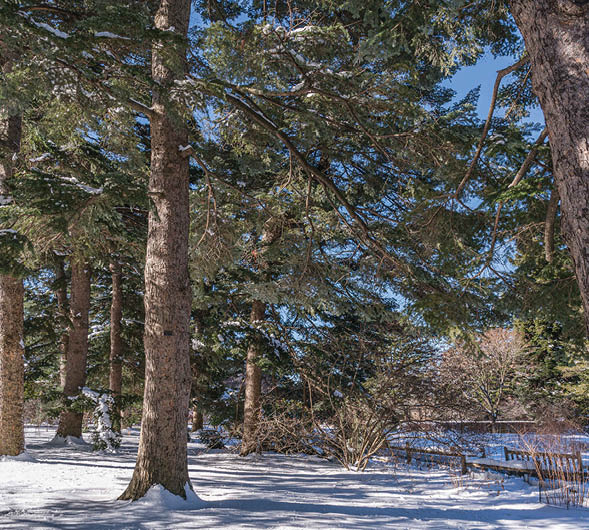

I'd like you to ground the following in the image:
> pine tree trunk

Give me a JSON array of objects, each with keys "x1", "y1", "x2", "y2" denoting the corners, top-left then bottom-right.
[
  {"x1": 544, "y1": 186, "x2": 559, "y2": 263},
  {"x1": 510, "y1": 0, "x2": 589, "y2": 332},
  {"x1": 0, "y1": 57, "x2": 24, "y2": 456},
  {"x1": 120, "y1": 0, "x2": 193, "y2": 500},
  {"x1": 191, "y1": 408, "x2": 203, "y2": 431},
  {"x1": 241, "y1": 300, "x2": 266, "y2": 456},
  {"x1": 56, "y1": 259, "x2": 91, "y2": 439},
  {"x1": 109, "y1": 261, "x2": 123, "y2": 433},
  {"x1": 54, "y1": 257, "x2": 69, "y2": 388},
  {"x1": 0, "y1": 276, "x2": 24, "y2": 456},
  {"x1": 190, "y1": 311, "x2": 206, "y2": 432}
]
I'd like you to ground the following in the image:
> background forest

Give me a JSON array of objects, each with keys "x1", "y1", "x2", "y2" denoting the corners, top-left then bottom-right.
[{"x1": 1, "y1": 0, "x2": 588, "y2": 510}]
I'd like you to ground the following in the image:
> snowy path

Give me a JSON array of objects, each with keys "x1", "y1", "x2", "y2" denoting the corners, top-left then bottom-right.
[{"x1": 0, "y1": 426, "x2": 586, "y2": 529}]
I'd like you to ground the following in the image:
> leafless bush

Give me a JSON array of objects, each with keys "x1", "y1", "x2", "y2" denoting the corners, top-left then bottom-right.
[
  {"x1": 255, "y1": 402, "x2": 317, "y2": 455},
  {"x1": 23, "y1": 399, "x2": 54, "y2": 426},
  {"x1": 311, "y1": 396, "x2": 394, "y2": 471},
  {"x1": 438, "y1": 328, "x2": 524, "y2": 425},
  {"x1": 252, "y1": 321, "x2": 436, "y2": 470}
]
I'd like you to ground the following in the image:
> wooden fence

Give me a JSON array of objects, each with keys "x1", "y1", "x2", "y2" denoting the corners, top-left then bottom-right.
[{"x1": 389, "y1": 443, "x2": 585, "y2": 481}]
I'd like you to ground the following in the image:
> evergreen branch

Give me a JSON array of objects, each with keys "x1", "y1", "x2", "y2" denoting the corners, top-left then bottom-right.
[
  {"x1": 223, "y1": 91, "x2": 404, "y2": 271},
  {"x1": 509, "y1": 128, "x2": 548, "y2": 188},
  {"x1": 25, "y1": 4, "x2": 85, "y2": 20},
  {"x1": 454, "y1": 55, "x2": 529, "y2": 199},
  {"x1": 486, "y1": 127, "x2": 549, "y2": 270},
  {"x1": 191, "y1": 154, "x2": 276, "y2": 219},
  {"x1": 423, "y1": 57, "x2": 530, "y2": 232},
  {"x1": 51, "y1": 56, "x2": 154, "y2": 119}
]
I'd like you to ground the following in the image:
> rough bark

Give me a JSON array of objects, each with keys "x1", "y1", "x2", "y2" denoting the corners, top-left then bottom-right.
[
  {"x1": 510, "y1": 0, "x2": 589, "y2": 331},
  {"x1": 0, "y1": 276, "x2": 24, "y2": 456},
  {"x1": 240, "y1": 300, "x2": 266, "y2": 456},
  {"x1": 54, "y1": 257, "x2": 69, "y2": 388},
  {"x1": 544, "y1": 186, "x2": 560, "y2": 263},
  {"x1": 120, "y1": 0, "x2": 193, "y2": 500},
  {"x1": 191, "y1": 408, "x2": 203, "y2": 431},
  {"x1": 0, "y1": 55, "x2": 24, "y2": 456},
  {"x1": 109, "y1": 261, "x2": 123, "y2": 433},
  {"x1": 190, "y1": 310, "x2": 205, "y2": 432},
  {"x1": 239, "y1": 220, "x2": 284, "y2": 456},
  {"x1": 56, "y1": 259, "x2": 91, "y2": 439}
]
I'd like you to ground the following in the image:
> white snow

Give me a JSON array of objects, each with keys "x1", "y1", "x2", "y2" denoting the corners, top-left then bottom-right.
[
  {"x1": 81, "y1": 387, "x2": 121, "y2": 451},
  {"x1": 467, "y1": 456, "x2": 537, "y2": 471},
  {"x1": 0, "y1": 425, "x2": 586, "y2": 529},
  {"x1": 46, "y1": 434, "x2": 91, "y2": 449},
  {"x1": 192, "y1": 338, "x2": 205, "y2": 350},
  {"x1": 178, "y1": 144, "x2": 192, "y2": 152},
  {"x1": 60, "y1": 176, "x2": 103, "y2": 195},
  {"x1": 94, "y1": 31, "x2": 130, "y2": 40},
  {"x1": 136, "y1": 483, "x2": 205, "y2": 510},
  {"x1": 291, "y1": 81, "x2": 306, "y2": 92},
  {"x1": 0, "y1": 451, "x2": 37, "y2": 463},
  {"x1": 29, "y1": 153, "x2": 51, "y2": 163},
  {"x1": 31, "y1": 20, "x2": 69, "y2": 39}
]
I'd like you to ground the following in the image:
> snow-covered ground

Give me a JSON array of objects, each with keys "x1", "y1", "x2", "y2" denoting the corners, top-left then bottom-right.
[{"x1": 0, "y1": 426, "x2": 587, "y2": 529}]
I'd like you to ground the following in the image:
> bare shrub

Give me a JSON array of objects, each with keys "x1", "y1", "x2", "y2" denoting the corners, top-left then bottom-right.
[
  {"x1": 312, "y1": 396, "x2": 394, "y2": 471},
  {"x1": 439, "y1": 328, "x2": 524, "y2": 426},
  {"x1": 255, "y1": 400, "x2": 317, "y2": 455}
]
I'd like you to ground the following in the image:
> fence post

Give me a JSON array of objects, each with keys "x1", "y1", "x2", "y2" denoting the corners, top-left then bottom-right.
[
  {"x1": 461, "y1": 454, "x2": 468, "y2": 475},
  {"x1": 538, "y1": 481, "x2": 542, "y2": 503},
  {"x1": 503, "y1": 446, "x2": 509, "y2": 461},
  {"x1": 405, "y1": 442, "x2": 412, "y2": 465}
]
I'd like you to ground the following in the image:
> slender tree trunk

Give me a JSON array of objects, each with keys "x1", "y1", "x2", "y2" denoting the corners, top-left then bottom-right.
[
  {"x1": 56, "y1": 259, "x2": 91, "y2": 439},
  {"x1": 544, "y1": 186, "x2": 559, "y2": 263},
  {"x1": 190, "y1": 311, "x2": 205, "y2": 432},
  {"x1": 510, "y1": 0, "x2": 589, "y2": 332},
  {"x1": 109, "y1": 261, "x2": 123, "y2": 433},
  {"x1": 120, "y1": 0, "x2": 193, "y2": 500},
  {"x1": 0, "y1": 55, "x2": 24, "y2": 456},
  {"x1": 241, "y1": 300, "x2": 266, "y2": 456},
  {"x1": 54, "y1": 257, "x2": 69, "y2": 388},
  {"x1": 191, "y1": 408, "x2": 203, "y2": 431}
]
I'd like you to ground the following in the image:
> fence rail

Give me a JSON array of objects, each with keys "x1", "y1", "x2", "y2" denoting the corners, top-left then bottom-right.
[
  {"x1": 388, "y1": 443, "x2": 468, "y2": 474},
  {"x1": 389, "y1": 443, "x2": 586, "y2": 481}
]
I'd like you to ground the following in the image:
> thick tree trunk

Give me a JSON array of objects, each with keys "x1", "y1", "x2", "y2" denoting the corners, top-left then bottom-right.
[
  {"x1": 0, "y1": 275, "x2": 24, "y2": 457},
  {"x1": 54, "y1": 257, "x2": 69, "y2": 388},
  {"x1": 510, "y1": 0, "x2": 589, "y2": 331},
  {"x1": 240, "y1": 300, "x2": 266, "y2": 456},
  {"x1": 120, "y1": 0, "x2": 193, "y2": 501},
  {"x1": 0, "y1": 59, "x2": 24, "y2": 456},
  {"x1": 56, "y1": 259, "x2": 91, "y2": 439},
  {"x1": 109, "y1": 261, "x2": 123, "y2": 433}
]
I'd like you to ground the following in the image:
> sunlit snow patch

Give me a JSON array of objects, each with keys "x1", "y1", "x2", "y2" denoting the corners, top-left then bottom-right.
[
  {"x1": 46, "y1": 435, "x2": 91, "y2": 449},
  {"x1": 0, "y1": 451, "x2": 37, "y2": 463},
  {"x1": 132, "y1": 483, "x2": 205, "y2": 510}
]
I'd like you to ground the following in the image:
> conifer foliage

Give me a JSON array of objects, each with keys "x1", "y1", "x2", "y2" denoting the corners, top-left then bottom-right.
[{"x1": 1, "y1": 0, "x2": 589, "y2": 506}]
